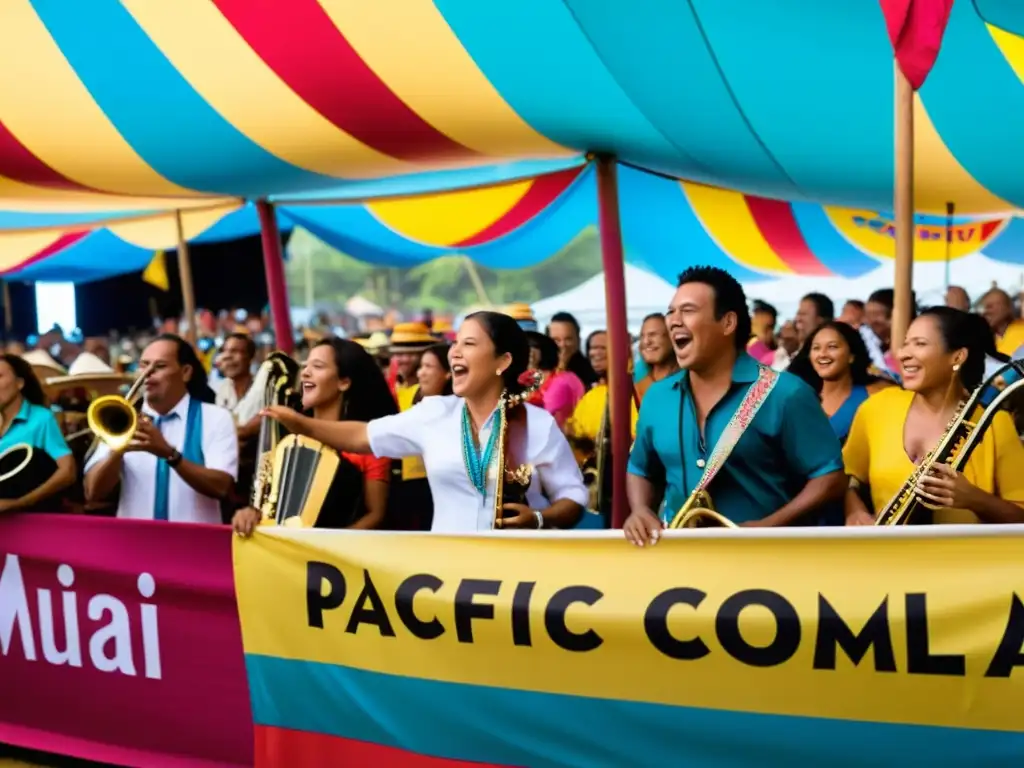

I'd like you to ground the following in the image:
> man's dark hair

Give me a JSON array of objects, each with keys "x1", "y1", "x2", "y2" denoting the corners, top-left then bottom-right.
[
  {"x1": 225, "y1": 332, "x2": 256, "y2": 361},
  {"x1": 153, "y1": 333, "x2": 215, "y2": 403},
  {"x1": 802, "y1": 292, "x2": 835, "y2": 323},
  {"x1": 676, "y1": 266, "x2": 751, "y2": 352},
  {"x1": 844, "y1": 299, "x2": 865, "y2": 312},
  {"x1": 867, "y1": 288, "x2": 918, "y2": 320},
  {"x1": 751, "y1": 300, "x2": 778, "y2": 324}
]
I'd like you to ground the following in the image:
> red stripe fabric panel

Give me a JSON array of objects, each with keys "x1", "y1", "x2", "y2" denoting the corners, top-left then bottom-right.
[{"x1": 212, "y1": 0, "x2": 479, "y2": 162}]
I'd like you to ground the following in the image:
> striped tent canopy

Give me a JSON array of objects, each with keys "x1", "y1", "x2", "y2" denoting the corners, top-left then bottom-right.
[
  {"x1": 5, "y1": 164, "x2": 1024, "y2": 285},
  {"x1": 2, "y1": 1, "x2": 1024, "y2": 217}
]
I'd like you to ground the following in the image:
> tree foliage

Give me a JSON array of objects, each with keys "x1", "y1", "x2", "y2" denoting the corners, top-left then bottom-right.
[{"x1": 286, "y1": 226, "x2": 603, "y2": 313}]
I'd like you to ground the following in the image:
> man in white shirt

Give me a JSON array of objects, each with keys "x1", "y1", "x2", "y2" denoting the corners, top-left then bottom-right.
[
  {"x1": 215, "y1": 333, "x2": 263, "y2": 438},
  {"x1": 84, "y1": 335, "x2": 238, "y2": 525}
]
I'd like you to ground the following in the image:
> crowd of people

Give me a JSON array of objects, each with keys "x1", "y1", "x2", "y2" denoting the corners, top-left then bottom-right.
[{"x1": 1, "y1": 270, "x2": 1023, "y2": 537}]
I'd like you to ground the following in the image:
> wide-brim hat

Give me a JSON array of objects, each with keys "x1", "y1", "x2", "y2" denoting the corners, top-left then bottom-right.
[
  {"x1": 22, "y1": 349, "x2": 66, "y2": 373},
  {"x1": 389, "y1": 322, "x2": 437, "y2": 353},
  {"x1": 68, "y1": 351, "x2": 114, "y2": 376},
  {"x1": 355, "y1": 331, "x2": 391, "y2": 354},
  {"x1": 503, "y1": 303, "x2": 536, "y2": 323}
]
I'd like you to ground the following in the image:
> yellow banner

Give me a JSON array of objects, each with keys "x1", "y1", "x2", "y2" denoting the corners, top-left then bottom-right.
[{"x1": 234, "y1": 529, "x2": 1024, "y2": 764}]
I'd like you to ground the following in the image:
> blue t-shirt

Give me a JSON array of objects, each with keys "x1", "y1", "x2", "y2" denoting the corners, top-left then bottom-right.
[
  {"x1": 628, "y1": 353, "x2": 843, "y2": 524},
  {"x1": 0, "y1": 400, "x2": 71, "y2": 460}
]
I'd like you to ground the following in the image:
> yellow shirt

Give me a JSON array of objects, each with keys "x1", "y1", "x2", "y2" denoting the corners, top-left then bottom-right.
[
  {"x1": 396, "y1": 384, "x2": 426, "y2": 480},
  {"x1": 997, "y1": 319, "x2": 1024, "y2": 357},
  {"x1": 842, "y1": 388, "x2": 1024, "y2": 523},
  {"x1": 566, "y1": 385, "x2": 639, "y2": 443}
]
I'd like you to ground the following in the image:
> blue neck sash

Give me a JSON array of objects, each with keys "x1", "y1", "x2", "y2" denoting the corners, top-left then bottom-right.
[{"x1": 153, "y1": 397, "x2": 205, "y2": 521}]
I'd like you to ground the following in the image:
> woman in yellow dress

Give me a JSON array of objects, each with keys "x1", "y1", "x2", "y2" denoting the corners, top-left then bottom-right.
[{"x1": 843, "y1": 307, "x2": 1024, "y2": 525}]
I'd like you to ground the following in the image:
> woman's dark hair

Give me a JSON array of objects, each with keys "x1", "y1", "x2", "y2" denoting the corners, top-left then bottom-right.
[
  {"x1": 548, "y1": 311, "x2": 581, "y2": 335},
  {"x1": 154, "y1": 333, "x2": 215, "y2": 403},
  {"x1": 803, "y1": 321, "x2": 877, "y2": 392},
  {"x1": 314, "y1": 338, "x2": 398, "y2": 422},
  {"x1": 585, "y1": 329, "x2": 608, "y2": 353},
  {"x1": 527, "y1": 331, "x2": 560, "y2": 371},
  {"x1": 918, "y1": 307, "x2": 1008, "y2": 391},
  {"x1": 677, "y1": 265, "x2": 751, "y2": 352},
  {"x1": 415, "y1": 344, "x2": 453, "y2": 401},
  {"x1": 1, "y1": 354, "x2": 47, "y2": 406},
  {"x1": 464, "y1": 311, "x2": 531, "y2": 395}
]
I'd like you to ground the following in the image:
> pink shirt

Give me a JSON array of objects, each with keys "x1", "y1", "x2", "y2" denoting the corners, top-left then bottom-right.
[
  {"x1": 542, "y1": 371, "x2": 585, "y2": 428},
  {"x1": 747, "y1": 339, "x2": 775, "y2": 366}
]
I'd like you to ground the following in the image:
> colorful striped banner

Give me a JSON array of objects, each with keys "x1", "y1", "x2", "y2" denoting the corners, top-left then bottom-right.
[{"x1": 234, "y1": 528, "x2": 1024, "y2": 767}]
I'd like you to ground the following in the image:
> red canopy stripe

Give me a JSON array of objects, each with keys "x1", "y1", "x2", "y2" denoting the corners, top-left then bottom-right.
[
  {"x1": 0, "y1": 231, "x2": 88, "y2": 275},
  {"x1": 212, "y1": 0, "x2": 480, "y2": 163},
  {"x1": 454, "y1": 166, "x2": 584, "y2": 247},
  {"x1": 744, "y1": 196, "x2": 831, "y2": 276},
  {"x1": 0, "y1": 121, "x2": 99, "y2": 192},
  {"x1": 879, "y1": 0, "x2": 954, "y2": 90}
]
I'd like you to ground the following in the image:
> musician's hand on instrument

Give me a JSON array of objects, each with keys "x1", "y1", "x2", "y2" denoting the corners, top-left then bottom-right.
[
  {"x1": 845, "y1": 508, "x2": 876, "y2": 526},
  {"x1": 127, "y1": 419, "x2": 174, "y2": 459},
  {"x1": 916, "y1": 463, "x2": 975, "y2": 509},
  {"x1": 623, "y1": 507, "x2": 662, "y2": 547},
  {"x1": 232, "y1": 507, "x2": 261, "y2": 538},
  {"x1": 260, "y1": 405, "x2": 306, "y2": 435},
  {"x1": 500, "y1": 502, "x2": 540, "y2": 529}
]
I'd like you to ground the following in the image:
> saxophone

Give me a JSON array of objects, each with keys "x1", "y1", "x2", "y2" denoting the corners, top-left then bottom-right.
[
  {"x1": 250, "y1": 352, "x2": 300, "y2": 522},
  {"x1": 875, "y1": 360, "x2": 1024, "y2": 525},
  {"x1": 492, "y1": 375, "x2": 542, "y2": 528}
]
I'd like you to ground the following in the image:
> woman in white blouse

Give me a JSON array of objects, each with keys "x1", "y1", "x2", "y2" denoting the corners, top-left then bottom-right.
[{"x1": 263, "y1": 311, "x2": 587, "y2": 532}]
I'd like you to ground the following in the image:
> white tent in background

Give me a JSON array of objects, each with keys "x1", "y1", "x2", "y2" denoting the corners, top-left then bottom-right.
[
  {"x1": 532, "y1": 264, "x2": 676, "y2": 339},
  {"x1": 743, "y1": 253, "x2": 1024, "y2": 321},
  {"x1": 345, "y1": 295, "x2": 384, "y2": 318}
]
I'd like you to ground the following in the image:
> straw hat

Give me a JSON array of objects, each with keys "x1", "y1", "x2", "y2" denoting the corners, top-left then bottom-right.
[
  {"x1": 22, "y1": 349, "x2": 66, "y2": 372},
  {"x1": 69, "y1": 351, "x2": 114, "y2": 376},
  {"x1": 503, "y1": 303, "x2": 538, "y2": 332},
  {"x1": 355, "y1": 331, "x2": 391, "y2": 355},
  {"x1": 389, "y1": 322, "x2": 436, "y2": 353}
]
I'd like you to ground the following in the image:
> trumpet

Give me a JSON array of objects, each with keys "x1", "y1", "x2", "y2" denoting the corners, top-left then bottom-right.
[{"x1": 84, "y1": 366, "x2": 153, "y2": 454}]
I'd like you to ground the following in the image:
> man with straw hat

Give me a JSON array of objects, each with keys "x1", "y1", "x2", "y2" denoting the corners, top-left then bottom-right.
[
  {"x1": 503, "y1": 302, "x2": 539, "y2": 332},
  {"x1": 388, "y1": 322, "x2": 437, "y2": 411}
]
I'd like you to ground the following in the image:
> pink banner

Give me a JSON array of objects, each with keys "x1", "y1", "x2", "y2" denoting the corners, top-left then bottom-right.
[{"x1": 0, "y1": 515, "x2": 253, "y2": 767}]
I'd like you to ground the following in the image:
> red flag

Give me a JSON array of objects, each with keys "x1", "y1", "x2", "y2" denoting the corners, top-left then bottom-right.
[{"x1": 879, "y1": 0, "x2": 954, "y2": 89}]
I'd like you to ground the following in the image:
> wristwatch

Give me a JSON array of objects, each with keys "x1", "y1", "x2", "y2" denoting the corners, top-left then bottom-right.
[
  {"x1": 532, "y1": 509, "x2": 544, "y2": 529},
  {"x1": 167, "y1": 449, "x2": 183, "y2": 469}
]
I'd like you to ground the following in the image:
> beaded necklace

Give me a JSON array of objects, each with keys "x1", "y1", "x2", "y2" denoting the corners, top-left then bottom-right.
[{"x1": 461, "y1": 402, "x2": 501, "y2": 499}]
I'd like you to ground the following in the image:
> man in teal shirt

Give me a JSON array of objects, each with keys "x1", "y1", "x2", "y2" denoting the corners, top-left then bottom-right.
[{"x1": 624, "y1": 267, "x2": 845, "y2": 544}]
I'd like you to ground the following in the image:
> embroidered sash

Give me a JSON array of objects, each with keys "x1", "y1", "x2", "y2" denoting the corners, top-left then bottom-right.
[{"x1": 690, "y1": 366, "x2": 779, "y2": 495}]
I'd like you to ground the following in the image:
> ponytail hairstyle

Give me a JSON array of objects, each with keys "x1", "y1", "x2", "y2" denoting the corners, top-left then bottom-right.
[{"x1": 918, "y1": 307, "x2": 1008, "y2": 391}]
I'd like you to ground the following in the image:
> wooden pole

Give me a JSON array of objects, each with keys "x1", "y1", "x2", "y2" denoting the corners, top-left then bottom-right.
[
  {"x1": 596, "y1": 156, "x2": 631, "y2": 529},
  {"x1": 2, "y1": 281, "x2": 11, "y2": 340},
  {"x1": 174, "y1": 210, "x2": 198, "y2": 348},
  {"x1": 892, "y1": 66, "x2": 915, "y2": 351},
  {"x1": 256, "y1": 200, "x2": 295, "y2": 355}
]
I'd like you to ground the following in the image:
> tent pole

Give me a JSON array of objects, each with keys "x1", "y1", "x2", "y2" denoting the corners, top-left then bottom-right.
[
  {"x1": 596, "y1": 156, "x2": 630, "y2": 529},
  {"x1": 174, "y1": 211, "x2": 198, "y2": 348},
  {"x1": 256, "y1": 200, "x2": 295, "y2": 355},
  {"x1": 892, "y1": 65, "x2": 915, "y2": 352}
]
